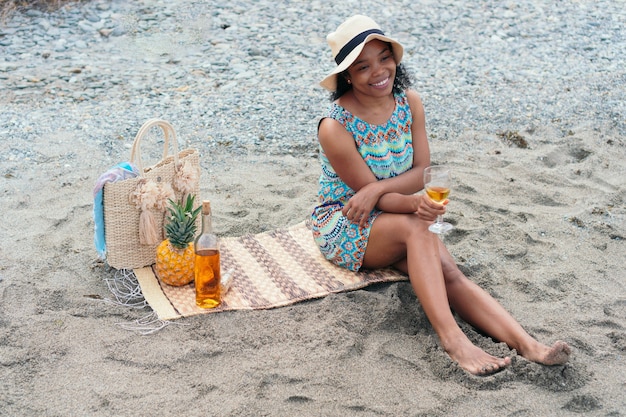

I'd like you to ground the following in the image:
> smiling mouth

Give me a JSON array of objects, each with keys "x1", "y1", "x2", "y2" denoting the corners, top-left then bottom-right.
[{"x1": 371, "y1": 77, "x2": 390, "y2": 87}]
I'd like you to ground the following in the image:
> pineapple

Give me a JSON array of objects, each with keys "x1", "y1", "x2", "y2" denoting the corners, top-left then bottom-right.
[{"x1": 155, "y1": 195, "x2": 201, "y2": 286}]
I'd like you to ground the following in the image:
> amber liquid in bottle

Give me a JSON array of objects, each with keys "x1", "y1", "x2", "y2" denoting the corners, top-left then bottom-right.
[{"x1": 194, "y1": 201, "x2": 221, "y2": 309}]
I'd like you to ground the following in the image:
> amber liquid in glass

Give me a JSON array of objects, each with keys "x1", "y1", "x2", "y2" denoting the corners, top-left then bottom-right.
[
  {"x1": 426, "y1": 186, "x2": 450, "y2": 203},
  {"x1": 194, "y1": 249, "x2": 221, "y2": 308}
]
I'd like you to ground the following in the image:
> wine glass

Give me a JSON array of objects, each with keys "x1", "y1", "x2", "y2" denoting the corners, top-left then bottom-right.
[{"x1": 424, "y1": 166, "x2": 453, "y2": 234}]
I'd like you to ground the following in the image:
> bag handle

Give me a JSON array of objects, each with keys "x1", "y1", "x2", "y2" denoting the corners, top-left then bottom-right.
[{"x1": 129, "y1": 119, "x2": 180, "y2": 176}]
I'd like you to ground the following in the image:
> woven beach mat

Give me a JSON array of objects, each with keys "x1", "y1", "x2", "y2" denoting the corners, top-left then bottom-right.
[{"x1": 134, "y1": 221, "x2": 409, "y2": 320}]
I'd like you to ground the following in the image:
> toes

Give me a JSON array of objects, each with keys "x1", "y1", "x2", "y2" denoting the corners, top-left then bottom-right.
[
  {"x1": 477, "y1": 364, "x2": 496, "y2": 376},
  {"x1": 545, "y1": 341, "x2": 571, "y2": 365},
  {"x1": 556, "y1": 340, "x2": 572, "y2": 355},
  {"x1": 477, "y1": 357, "x2": 510, "y2": 376},
  {"x1": 479, "y1": 365, "x2": 492, "y2": 375}
]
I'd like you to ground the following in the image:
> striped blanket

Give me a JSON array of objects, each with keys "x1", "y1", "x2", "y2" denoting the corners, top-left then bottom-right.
[{"x1": 135, "y1": 221, "x2": 408, "y2": 320}]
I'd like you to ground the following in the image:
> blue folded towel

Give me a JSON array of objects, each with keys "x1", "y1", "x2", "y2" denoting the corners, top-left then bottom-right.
[{"x1": 93, "y1": 162, "x2": 139, "y2": 259}]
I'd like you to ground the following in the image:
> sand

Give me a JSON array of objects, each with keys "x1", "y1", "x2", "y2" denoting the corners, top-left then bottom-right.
[
  {"x1": 1, "y1": 3, "x2": 626, "y2": 416},
  {"x1": 1, "y1": 125, "x2": 624, "y2": 416}
]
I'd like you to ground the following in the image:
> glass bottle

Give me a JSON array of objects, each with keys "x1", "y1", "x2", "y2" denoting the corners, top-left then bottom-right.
[{"x1": 194, "y1": 200, "x2": 221, "y2": 308}]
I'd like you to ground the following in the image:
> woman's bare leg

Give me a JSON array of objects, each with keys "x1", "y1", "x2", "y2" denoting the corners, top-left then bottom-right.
[
  {"x1": 363, "y1": 213, "x2": 510, "y2": 375},
  {"x1": 435, "y1": 240, "x2": 571, "y2": 365}
]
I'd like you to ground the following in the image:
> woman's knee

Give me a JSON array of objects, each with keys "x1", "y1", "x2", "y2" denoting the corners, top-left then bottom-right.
[
  {"x1": 400, "y1": 213, "x2": 431, "y2": 236},
  {"x1": 375, "y1": 213, "x2": 423, "y2": 239}
]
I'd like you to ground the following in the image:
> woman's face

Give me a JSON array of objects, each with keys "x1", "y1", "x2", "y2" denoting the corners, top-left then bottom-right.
[{"x1": 345, "y1": 39, "x2": 396, "y2": 97}]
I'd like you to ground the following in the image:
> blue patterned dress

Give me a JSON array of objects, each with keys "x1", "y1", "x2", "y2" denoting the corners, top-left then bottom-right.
[{"x1": 311, "y1": 91, "x2": 414, "y2": 271}]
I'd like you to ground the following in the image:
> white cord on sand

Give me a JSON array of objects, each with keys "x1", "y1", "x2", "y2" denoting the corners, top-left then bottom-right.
[
  {"x1": 103, "y1": 268, "x2": 148, "y2": 309},
  {"x1": 102, "y1": 267, "x2": 227, "y2": 335},
  {"x1": 115, "y1": 311, "x2": 187, "y2": 335}
]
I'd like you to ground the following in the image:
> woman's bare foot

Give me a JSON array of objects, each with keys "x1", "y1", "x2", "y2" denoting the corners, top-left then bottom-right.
[
  {"x1": 518, "y1": 340, "x2": 571, "y2": 365},
  {"x1": 443, "y1": 335, "x2": 511, "y2": 376}
]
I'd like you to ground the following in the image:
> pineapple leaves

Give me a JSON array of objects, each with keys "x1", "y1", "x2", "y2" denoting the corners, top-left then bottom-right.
[{"x1": 164, "y1": 194, "x2": 201, "y2": 250}]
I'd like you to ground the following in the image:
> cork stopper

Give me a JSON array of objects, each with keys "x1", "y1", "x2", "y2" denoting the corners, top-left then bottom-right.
[{"x1": 202, "y1": 200, "x2": 211, "y2": 215}]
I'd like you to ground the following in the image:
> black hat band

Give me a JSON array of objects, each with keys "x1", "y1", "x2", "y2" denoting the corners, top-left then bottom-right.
[{"x1": 334, "y1": 29, "x2": 385, "y2": 65}]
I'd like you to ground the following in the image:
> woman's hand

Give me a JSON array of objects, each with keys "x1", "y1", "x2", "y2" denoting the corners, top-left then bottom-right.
[
  {"x1": 342, "y1": 182, "x2": 381, "y2": 227},
  {"x1": 416, "y1": 194, "x2": 448, "y2": 222}
]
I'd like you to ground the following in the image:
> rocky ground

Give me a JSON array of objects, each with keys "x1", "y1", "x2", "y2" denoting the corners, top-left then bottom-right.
[{"x1": 1, "y1": 1, "x2": 625, "y2": 416}]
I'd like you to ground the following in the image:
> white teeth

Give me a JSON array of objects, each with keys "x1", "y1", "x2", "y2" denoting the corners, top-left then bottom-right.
[{"x1": 372, "y1": 78, "x2": 389, "y2": 87}]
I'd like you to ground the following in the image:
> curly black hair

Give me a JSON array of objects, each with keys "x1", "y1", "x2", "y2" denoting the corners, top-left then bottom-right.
[{"x1": 330, "y1": 46, "x2": 413, "y2": 101}]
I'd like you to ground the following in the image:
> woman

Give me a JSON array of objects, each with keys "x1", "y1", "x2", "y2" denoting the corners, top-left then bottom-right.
[{"x1": 311, "y1": 15, "x2": 571, "y2": 375}]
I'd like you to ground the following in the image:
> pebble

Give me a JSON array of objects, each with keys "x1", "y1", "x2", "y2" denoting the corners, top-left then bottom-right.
[{"x1": 0, "y1": 0, "x2": 624, "y2": 167}]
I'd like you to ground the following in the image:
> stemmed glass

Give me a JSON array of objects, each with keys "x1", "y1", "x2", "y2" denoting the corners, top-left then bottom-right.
[{"x1": 424, "y1": 166, "x2": 453, "y2": 234}]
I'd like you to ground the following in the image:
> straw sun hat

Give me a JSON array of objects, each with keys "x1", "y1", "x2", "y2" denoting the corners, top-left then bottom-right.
[{"x1": 320, "y1": 15, "x2": 404, "y2": 91}]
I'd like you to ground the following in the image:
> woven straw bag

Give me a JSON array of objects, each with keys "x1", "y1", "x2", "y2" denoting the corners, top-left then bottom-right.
[{"x1": 103, "y1": 119, "x2": 200, "y2": 269}]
